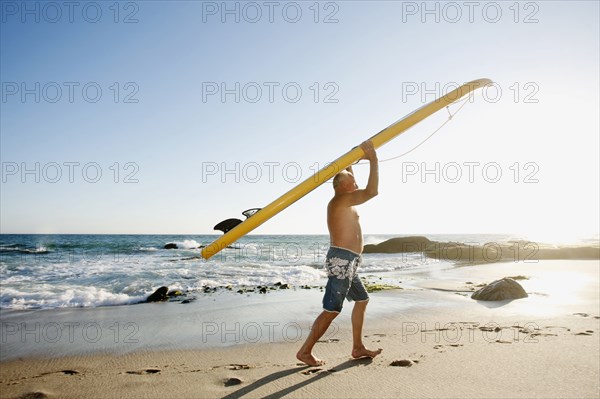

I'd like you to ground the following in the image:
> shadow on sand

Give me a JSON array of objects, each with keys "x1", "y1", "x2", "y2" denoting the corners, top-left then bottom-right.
[
  {"x1": 474, "y1": 299, "x2": 515, "y2": 309},
  {"x1": 221, "y1": 357, "x2": 373, "y2": 399}
]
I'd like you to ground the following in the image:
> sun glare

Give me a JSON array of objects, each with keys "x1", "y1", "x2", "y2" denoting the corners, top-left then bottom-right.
[{"x1": 516, "y1": 228, "x2": 599, "y2": 247}]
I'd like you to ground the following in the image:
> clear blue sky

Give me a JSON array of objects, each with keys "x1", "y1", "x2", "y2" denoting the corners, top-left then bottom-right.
[{"x1": 1, "y1": 1, "x2": 598, "y2": 241}]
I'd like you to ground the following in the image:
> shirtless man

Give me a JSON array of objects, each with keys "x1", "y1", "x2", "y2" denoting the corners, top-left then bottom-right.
[{"x1": 297, "y1": 140, "x2": 382, "y2": 367}]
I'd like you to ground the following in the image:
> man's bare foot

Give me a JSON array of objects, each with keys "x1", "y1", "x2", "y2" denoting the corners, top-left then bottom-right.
[
  {"x1": 351, "y1": 345, "x2": 383, "y2": 359},
  {"x1": 296, "y1": 351, "x2": 326, "y2": 366}
]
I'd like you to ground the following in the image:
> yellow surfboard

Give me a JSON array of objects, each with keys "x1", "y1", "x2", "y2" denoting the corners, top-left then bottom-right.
[{"x1": 201, "y1": 78, "x2": 492, "y2": 259}]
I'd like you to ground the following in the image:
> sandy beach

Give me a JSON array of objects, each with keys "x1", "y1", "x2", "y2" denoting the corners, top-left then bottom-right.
[
  {"x1": 3, "y1": 0, "x2": 599, "y2": 397},
  {"x1": 1, "y1": 259, "x2": 598, "y2": 398}
]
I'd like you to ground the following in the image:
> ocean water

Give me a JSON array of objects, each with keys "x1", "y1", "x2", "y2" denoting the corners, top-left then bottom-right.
[{"x1": 0, "y1": 233, "x2": 596, "y2": 310}]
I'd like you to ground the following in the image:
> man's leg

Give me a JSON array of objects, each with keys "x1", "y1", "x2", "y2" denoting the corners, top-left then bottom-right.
[
  {"x1": 351, "y1": 300, "x2": 382, "y2": 359},
  {"x1": 296, "y1": 310, "x2": 338, "y2": 366}
]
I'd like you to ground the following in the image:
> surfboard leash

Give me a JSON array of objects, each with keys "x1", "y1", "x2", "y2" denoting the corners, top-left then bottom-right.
[{"x1": 353, "y1": 94, "x2": 473, "y2": 165}]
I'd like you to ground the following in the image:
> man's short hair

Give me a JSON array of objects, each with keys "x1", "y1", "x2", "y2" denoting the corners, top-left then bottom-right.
[{"x1": 332, "y1": 172, "x2": 349, "y2": 189}]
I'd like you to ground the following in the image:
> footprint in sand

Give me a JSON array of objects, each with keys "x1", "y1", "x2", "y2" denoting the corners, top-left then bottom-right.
[
  {"x1": 18, "y1": 392, "x2": 49, "y2": 399},
  {"x1": 227, "y1": 364, "x2": 250, "y2": 370},
  {"x1": 126, "y1": 369, "x2": 161, "y2": 375},
  {"x1": 39, "y1": 370, "x2": 80, "y2": 377},
  {"x1": 224, "y1": 377, "x2": 243, "y2": 386},
  {"x1": 317, "y1": 338, "x2": 340, "y2": 343},
  {"x1": 573, "y1": 313, "x2": 600, "y2": 319},
  {"x1": 390, "y1": 360, "x2": 414, "y2": 367},
  {"x1": 479, "y1": 326, "x2": 502, "y2": 332},
  {"x1": 301, "y1": 368, "x2": 323, "y2": 375}
]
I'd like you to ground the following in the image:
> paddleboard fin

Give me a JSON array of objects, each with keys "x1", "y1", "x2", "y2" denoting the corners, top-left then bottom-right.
[
  {"x1": 242, "y1": 208, "x2": 262, "y2": 218},
  {"x1": 214, "y1": 208, "x2": 263, "y2": 234},
  {"x1": 214, "y1": 218, "x2": 243, "y2": 234}
]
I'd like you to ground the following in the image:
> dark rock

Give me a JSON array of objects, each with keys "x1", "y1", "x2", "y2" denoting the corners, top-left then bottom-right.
[
  {"x1": 424, "y1": 242, "x2": 493, "y2": 262},
  {"x1": 259, "y1": 287, "x2": 267, "y2": 294},
  {"x1": 362, "y1": 237, "x2": 600, "y2": 261},
  {"x1": 274, "y1": 282, "x2": 282, "y2": 286},
  {"x1": 147, "y1": 286, "x2": 169, "y2": 302},
  {"x1": 202, "y1": 286, "x2": 217, "y2": 293},
  {"x1": 536, "y1": 246, "x2": 600, "y2": 260},
  {"x1": 279, "y1": 283, "x2": 290, "y2": 289},
  {"x1": 167, "y1": 290, "x2": 182, "y2": 297},
  {"x1": 181, "y1": 300, "x2": 190, "y2": 304},
  {"x1": 164, "y1": 243, "x2": 178, "y2": 249},
  {"x1": 363, "y1": 236, "x2": 432, "y2": 254},
  {"x1": 471, "y1": 278, "x2": 528, "y2": 301}
]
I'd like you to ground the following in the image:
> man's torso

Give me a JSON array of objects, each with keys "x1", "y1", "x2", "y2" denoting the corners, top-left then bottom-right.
[{"x1": 327, "y1": 196, "x2": 363, "y2": 254}]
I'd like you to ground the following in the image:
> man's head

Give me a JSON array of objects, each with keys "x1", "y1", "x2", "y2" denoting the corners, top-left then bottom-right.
[{"x1": 333, "y1": 171, "x2": 358, "y2": 193}]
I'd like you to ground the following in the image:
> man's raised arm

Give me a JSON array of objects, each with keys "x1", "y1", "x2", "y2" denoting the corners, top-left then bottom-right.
[
  {"x1": 361, "y1": 140, "x2": 378, "y2": 198},
  {"x1": 342, "y1": 140, "x2": 378, "y2": 206}
]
